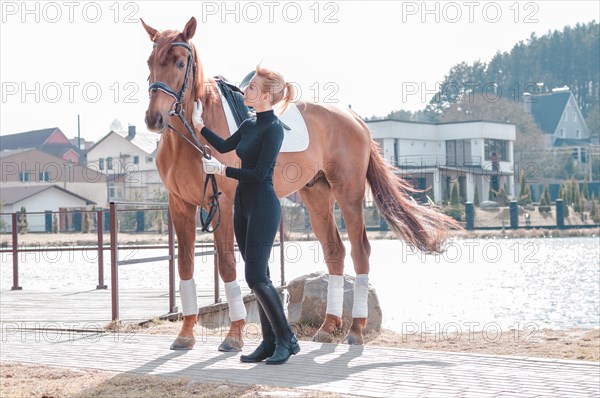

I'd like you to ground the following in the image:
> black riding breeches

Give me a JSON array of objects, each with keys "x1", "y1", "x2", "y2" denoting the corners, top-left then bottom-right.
[{"x1": 234, "y1": 183, "x2": 281, "y2": 289}]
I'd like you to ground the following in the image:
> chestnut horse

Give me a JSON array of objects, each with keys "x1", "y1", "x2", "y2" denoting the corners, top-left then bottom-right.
[{"x1": 142, "y1": 17, "x2": 458, "y2": 350}]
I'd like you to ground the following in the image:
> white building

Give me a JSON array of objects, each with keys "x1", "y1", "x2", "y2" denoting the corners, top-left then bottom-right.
[
  {"x1": 0, "y1": 185, "x2": 95, "y2": 232},
  {"x1": 366, "y1": 119, "x2": 516, "y2": 204},
  {"x1": 85, "y1": 126, "x2": 164, "y2": 204}
]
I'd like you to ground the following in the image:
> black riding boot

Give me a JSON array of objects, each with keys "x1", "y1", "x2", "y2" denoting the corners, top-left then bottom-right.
[
  {"x1": 240, "y1": 301, "x2": 275, "y2": 362},
  {"x1": 252, "y1": 281, "x2": 301, "y2": 365}
]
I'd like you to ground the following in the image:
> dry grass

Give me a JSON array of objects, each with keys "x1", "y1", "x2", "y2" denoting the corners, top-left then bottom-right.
[{"x1": 0, "y1": 362, "x2": 342, "y2": 398}]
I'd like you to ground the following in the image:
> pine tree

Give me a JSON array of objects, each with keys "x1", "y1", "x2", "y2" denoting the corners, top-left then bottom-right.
[
  {"x1": 540, "y1": 185, "x2": 551, "y2": 206},
  {"x1": 518, "y1": 170, "x2": 532, "y2": 205},
  {"x1": 590, "y1": 195, "x2": 600, "y2": 223},
  {"x1": 450, "y1": 182, "x2": 460, "y2": 207},
  {"x1": 583, "y1": 175, "x2": 589, "y2": 200},
  {"x1": 52, "y1": 213, "x2": 58, "y2": 233},
  {"x1": 156, "y1": 210, "x2": 164, "y2": 234},
  {"x1": 18, "y1": 206, "x2": 28, "y2": 234},
  {"x1": 83, "y1": 212, "x2": 91, "y2": 233},
  {"x1": 574, "y1": 183, "x2": 582, "y2": 213}
]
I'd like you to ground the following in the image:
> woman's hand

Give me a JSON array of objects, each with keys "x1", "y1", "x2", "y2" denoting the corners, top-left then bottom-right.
[
  {"x1": 192, "y1": 101, "x2": 204, "y2": 128},
  {"x1": 202, "y1": 156, "x2": 226, "y2": 175}
]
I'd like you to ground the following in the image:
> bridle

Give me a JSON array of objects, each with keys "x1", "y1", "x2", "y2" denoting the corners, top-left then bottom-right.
[{"x1": 148, "y1": 41, "x2": 221, "y2": 233}]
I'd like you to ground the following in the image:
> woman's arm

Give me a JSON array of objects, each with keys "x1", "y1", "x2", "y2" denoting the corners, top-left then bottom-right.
[
  {"x1": 226, "y1": 124, "x2": 283, "y2": 183},
  {"x1": 200, "y1": 123, "x2": 245, "y2": 154}
]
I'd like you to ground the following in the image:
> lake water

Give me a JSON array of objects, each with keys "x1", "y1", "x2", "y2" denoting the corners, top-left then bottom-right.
[{"x1": 1, "y1": 237, "x2": 598, "y2": 333}]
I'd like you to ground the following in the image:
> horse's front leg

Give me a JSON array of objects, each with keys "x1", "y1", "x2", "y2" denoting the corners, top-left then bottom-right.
[
  {"x1": 169, "y1": 197, "x2": 199, "y2": 350},
  {"x1": 212, "y1": 201, "x2": 246, "y2": 352}
]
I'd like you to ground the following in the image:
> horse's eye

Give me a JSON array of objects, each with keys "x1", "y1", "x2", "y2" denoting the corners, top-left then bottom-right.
[{"x1": 177, "y1": 60, "x2": 185, "y2": 69}]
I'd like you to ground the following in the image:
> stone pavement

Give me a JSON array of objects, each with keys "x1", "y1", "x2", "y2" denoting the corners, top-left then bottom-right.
[{"x1": 1, "y1": 330, "x2": 598, "y2": 397}]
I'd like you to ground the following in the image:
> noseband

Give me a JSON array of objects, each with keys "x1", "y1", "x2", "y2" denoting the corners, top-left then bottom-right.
[{"x1": 148, "y1": 41, "x2": 220, "y2": 233}]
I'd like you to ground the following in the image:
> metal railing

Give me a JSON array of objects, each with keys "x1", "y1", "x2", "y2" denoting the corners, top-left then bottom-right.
[{"x1": 1, "y1": 202, "x2": 286, "y2": 321}]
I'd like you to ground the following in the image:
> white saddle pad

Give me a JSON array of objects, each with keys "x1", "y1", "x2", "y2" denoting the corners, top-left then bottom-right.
[{"x1": 217, "y1": 84, "x2": 309, "y2": 152}]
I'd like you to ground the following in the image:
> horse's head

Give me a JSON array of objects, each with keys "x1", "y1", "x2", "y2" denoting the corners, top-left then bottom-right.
[{"x1": 141, "y1": 17, "x2": 203, "y2": 133}]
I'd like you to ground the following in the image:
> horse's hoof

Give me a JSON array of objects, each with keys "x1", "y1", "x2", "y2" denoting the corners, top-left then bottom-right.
[
  {"x1": 343, "y1": 332, "x2": 364, "y2": 345},
  {"x1": 312, "y1": 330, "x2": 335, "y2": 343},
  {"x1": 218, "y1": 336, "x2": 243, "y2": 352},
  {"x1": 312, "y1": 314, "x2": 342, "y2": 343},
  {"x1": 170, "y1": 335, "x2": 195, "y2": 350}
]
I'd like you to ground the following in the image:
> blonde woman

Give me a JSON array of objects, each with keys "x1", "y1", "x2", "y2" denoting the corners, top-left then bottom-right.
[{"x1": 193, "y1": 66, "x2": 299, "y2": 365}]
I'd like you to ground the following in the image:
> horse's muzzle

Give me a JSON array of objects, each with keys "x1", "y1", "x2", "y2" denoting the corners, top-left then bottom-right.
[{"x1": 145, "y1": 110, "x2": 167, "y2": 133}]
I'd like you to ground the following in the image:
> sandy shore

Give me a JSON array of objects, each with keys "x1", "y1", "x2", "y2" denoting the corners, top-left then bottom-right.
[{"x1": 1, "y1": 227, "x2": 598, "y2": 248}]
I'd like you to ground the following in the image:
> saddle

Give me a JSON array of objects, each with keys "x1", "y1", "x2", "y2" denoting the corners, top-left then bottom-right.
[
  {"x1": 214, "y1": 75, "x2": 291, "y2": 131},
  {"x1": 214, "y1": 76, "x2": 253, "y2": 128}
]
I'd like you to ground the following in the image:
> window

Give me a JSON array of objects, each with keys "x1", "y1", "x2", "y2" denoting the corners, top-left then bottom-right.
[
  {"x1": 133, "y1": 155, "x2": 139, "y2": 164},
  {"x1": 146, "y1": 156, "x2": 153, "y2": 163},
  {"x1": 39, "y1": 172, "x2": 49, "y2": 181},
  {"x1": 559, "y1": 129, "x2": 565, "y2": 137},
  {"x1": 563, "y1": 112, "x2": 568, "y2": 122},
  {"x1": 107, "y1": 157, "x2": 113, "y2": 170},
  {"x1": 19, "y1": 172, "x2": 30, "y2": 182},
  {"x1": 484, "y1": 139, "x2": 508, "y2": 162},
  {"x1": 99, "y1": 158, "x2": 104, "y2": 170},
  {"x1": 576, "y1": 129, "x2": 581, "y2": 139}
]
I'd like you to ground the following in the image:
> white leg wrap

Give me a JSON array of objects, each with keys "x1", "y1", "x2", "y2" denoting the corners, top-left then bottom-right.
[
  {"x1": 224, "y1": 281, "x2": 247, "y2": 321},
  {"x1": 180, "y1": 278, "x2": 198, "y2": 316},
  {"x1": 326, "y1": 274, "x2": 344, "y2": 318},
  {"x1": 352, "y1": 274, "x2": 369, "y2": 318}
]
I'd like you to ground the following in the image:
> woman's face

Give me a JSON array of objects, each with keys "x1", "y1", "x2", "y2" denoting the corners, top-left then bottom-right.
[{"x1": 243, "y1": 76, "x2": 270, "y2": 108}]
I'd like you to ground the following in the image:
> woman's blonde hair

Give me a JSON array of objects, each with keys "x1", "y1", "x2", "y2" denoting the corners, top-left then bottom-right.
[{"x1": 255, "y1": 65, "x2": 295, "y2": 114}]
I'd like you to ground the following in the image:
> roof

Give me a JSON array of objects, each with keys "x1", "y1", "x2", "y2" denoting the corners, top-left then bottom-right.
[
  {"x1": 115, "y1": 129, "x2": 160, "y2": 154},
  {"x1": 0, "y1": 127, "x2": 82, "y2": 158},
  {"x1": 365, "y1": 119, "x2": 516, "y2": 126},
  {"x1": 87, "y1": 129, "x2": 160, "y2": 155},
  {"x1": 0, "y1": 127, "x2": 59, "y2": 150},
  {"x1": 530, "y1": 92, "x2": 571, "y2": 134},
  {"x1": 42, "y1": 144, "x2": 83, "y2": 158},
  {"x1": 0, "y1": 148, "x2": 33, "y2": 158},
  {"x1": 0, "y1": 185, "x2": 96, "y2": 206}
]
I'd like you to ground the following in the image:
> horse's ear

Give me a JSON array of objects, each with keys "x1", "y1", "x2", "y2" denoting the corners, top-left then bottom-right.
[
  {"x1": 182, "y1": 17, "x2": 197, "y2": 41},
  {"x1": 140, "y1": 18, "x2": 158, "y2": 41}
]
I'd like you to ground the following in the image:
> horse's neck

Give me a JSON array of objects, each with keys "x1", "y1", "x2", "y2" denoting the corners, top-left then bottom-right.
[{"x1": 201, "y1": 80, "x2": 229, "y2": 137}]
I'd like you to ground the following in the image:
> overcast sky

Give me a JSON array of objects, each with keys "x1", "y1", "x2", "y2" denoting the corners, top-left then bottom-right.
[{"x1": 1, "y1": 1, "x2": 598, "y2": 142}]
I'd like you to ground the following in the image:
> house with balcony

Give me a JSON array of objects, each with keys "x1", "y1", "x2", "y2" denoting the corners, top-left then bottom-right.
[
  {"x1": 84, "y1": 126, "x2": 163, "y2": 204},
  {"x1": 365, "y1": 120, "x2": 516, "y2": 204}
]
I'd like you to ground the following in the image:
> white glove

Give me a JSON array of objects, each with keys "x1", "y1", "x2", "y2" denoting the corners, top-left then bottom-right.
[
  {"x1": 202, "y1": 156, "x2": 226, "y2": 175},
  {"x1": 192, "y1": 100, "x2": 204, "y2": 128}
]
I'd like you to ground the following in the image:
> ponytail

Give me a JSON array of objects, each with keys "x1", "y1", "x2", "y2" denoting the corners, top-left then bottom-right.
[{"x1": 255, "y1": 65, "x2": 295, "y2": 115}]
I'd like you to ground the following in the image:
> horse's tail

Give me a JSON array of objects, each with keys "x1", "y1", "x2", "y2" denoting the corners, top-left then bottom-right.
[{"x1": 365, "y1": 139, "x2": 461, "y2": 253}]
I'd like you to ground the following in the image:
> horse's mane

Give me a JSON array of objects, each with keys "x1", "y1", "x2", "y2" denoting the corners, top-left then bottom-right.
[{"x1": 151, "y1": 30, "x2": 217, "y2": 103}]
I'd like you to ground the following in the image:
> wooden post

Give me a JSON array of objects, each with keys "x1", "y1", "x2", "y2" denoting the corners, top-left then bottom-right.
[
  {"x1": 110, "y1": 202, "x2": 119, "y2": 321},
  {"x1": 11, "y1": 213, "x2": 22, "y2": 291},
  {"x1": 96, "y1": 210, "x2": 107, "y2": 289}
]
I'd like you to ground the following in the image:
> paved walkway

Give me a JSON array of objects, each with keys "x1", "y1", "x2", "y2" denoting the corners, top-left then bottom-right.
[{"x1": 1, "y1": 330, "x2": 598, "y2": 397}]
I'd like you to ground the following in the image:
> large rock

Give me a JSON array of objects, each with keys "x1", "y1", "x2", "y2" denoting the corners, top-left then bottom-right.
[{"x1": 286, "y1": 272, "x2": 382, "y2": 334}]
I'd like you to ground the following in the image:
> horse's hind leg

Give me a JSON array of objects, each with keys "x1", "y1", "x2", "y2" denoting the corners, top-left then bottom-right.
[
  {"x1": 299, "y1": 173, "x2": 346, "y2": 343},
  {"x1": 330, "y1": 178, "x2": 371, "y2": 345}
]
